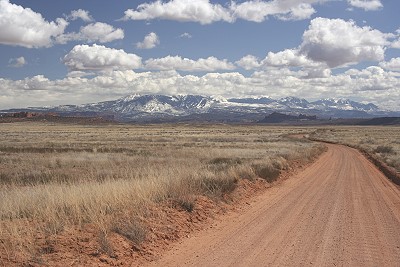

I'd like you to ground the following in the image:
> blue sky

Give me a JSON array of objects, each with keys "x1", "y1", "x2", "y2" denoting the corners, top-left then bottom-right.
[{"x1": 0, "y1": 0, "x2": 399, "y2": 110}]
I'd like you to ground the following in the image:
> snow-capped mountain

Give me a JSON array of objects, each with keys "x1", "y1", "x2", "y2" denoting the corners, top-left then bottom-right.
[
  {"x1": 278, "y1": 97, "x2": 310, "y2": 109},
  {"x1": 310, "y1": 98, "x2": 379, "y2": 112},
  {"x1": 228, "y1": 97, "x2": 276, "y2": 105},
  {"x1": 89, "y1": 95, "x2": 216, "y2": 115},
  {"x1": 2, "y1": 94, "x2": 397, "y2": 122}
]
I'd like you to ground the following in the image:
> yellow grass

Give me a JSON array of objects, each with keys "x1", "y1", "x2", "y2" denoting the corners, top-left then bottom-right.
[{"x1": 0, "y1": 122, "x2": 325, "y2": 261}]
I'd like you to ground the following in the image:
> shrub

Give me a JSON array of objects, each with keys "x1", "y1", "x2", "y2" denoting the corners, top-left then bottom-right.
[
  {"x1": 175, "y1": 197, "x2": 195, "y2": 212},
  {"x1": 112, "y1": 219, "x2": 147, "y2": 246},
  {"x1": 374, "y1": 145, "x2": 396, "y2": 154},
  {"x1": 252, "y1": 164, "x2": 280, "y2": 183},
  {"x1": 98, "y1": 230, "x2": 115, "y2": 257},
  {"x1": 197, "y1": 174, "x2": 238, "y2": 197},
  {"x1": 208, "y1": 157, "x2": 242, "y2": 165}
]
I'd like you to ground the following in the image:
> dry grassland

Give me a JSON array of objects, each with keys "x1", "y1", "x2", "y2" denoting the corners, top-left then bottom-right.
[
  {"x1": 309, "y1": 126, "x2": 400, "y2": 172},
  {"x1": 0, "y1": 122, "x2": 325, "y2": 265}
]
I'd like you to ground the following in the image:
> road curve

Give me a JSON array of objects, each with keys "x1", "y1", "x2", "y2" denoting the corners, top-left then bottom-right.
[{"x1": 148, "y1": 144, "x2": 400, "y2": 267}]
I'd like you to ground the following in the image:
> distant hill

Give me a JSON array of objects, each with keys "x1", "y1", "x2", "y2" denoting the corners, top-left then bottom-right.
[
  {"x1": 0, "y1": 111, "x2": 114, "y2": 124},
  {"x1": 258, "y1": 112, "x2": 317, "y2": 123},
  {"x1": 357, "y1": 117, "x2": 400, "y2": 125}
]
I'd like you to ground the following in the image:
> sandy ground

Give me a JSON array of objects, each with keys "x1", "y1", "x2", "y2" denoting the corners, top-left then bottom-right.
[{"x1": 148, "y1": 143, "x2": 400, "y2": 267}]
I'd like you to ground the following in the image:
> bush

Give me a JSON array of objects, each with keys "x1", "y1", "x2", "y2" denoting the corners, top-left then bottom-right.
[
  {"x1": 197, "y1": 174, "x2": 238, "y2": 197},
  {"x1": 112, "y1": 219, "x2": 147, "y2": 246},
  {"x1": 252, "y1": 164, "x2": 280, "y2": 183},
  {"x1": 176, "y1": 197, "x2": 195, "y2": 212},
  {"x1": 208, "y1": 157, "x2": 242, "y2": 165},
  {"x1": 374, "y1": 145, "x2": 395, "y2": 154}
]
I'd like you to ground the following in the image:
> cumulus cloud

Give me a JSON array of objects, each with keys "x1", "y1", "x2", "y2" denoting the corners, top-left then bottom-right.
[
  {"x1": 235, "y1": 55, "x2": 262, "y2": 70},
  {"x1": 0, "y1": 0, "x2": 68, "y2": 48},
  {"x1": 145, "y1": 55, "x2": 236, "y2": 71},
  {"x1": 392, "y1": 40, "x2": 400, "y2": 49},
  {"x1": 8, "y1": 56, "x2": 26, "y2": 68},
  {"x1": 180, "y1": 32, "x2": 192, "y2": 38},
  {"x1": 122, "y1": 0, "x2": 326, "y2": 24},
  {"x1": 261, "y1": 48, "x2": 331, "y2": 78},
  {"x1": 136, "y1": 32, "x2": 160, "y2": 49},
  {"x1": 304, "y1": 68, "x2": 331, "y2": 78},
  {"x1": 121, "y1": 0, "x2": 388, "y2": 24},
  {"x1": 56, "y1": 22, "x2": 124, "y2": 44},
  {"x1": 276, "y1": 3, "x2": 316, "y2": 21},
  {"x1": 62, "y1": 44, "x2": 142, "y2": 72},
  {"x1": 379, "y1": 58, "x2": 400, "y2": 72},
  {"x1": 392, "y1": 34, "x2": 400, "y2": 49},
  {"x1": 231, "y1": 1, "x2": 316, "y2": 22},
  {"x1": 345, "y1": 67, "x2": 396, "y2": 94},
  {"x1": 300, "y1": 17, "x2": 390, "y2": 68},
  {"x1": 67, "y1": 9, "x2": 93, "y2": 22},
  {"x1": 263, "y1": 49, "x2": 320, "y2": 68},
  {"x1": 236, "y1": 18, "x2": 392, "y2": 77},
  {"x1": 347, "y1": 0, "x2": 383, "y2": 11},
  {"x1": 123, "y1": 0, "x2": 233, "y2": 24},
  {"x1": 78, "y1": 23, "x2": 124, "y2": 43}
]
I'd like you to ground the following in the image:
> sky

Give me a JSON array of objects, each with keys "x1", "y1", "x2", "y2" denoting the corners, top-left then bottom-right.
[{"x1": 0, "y1": 0, "x2": 399, "y2": 110}]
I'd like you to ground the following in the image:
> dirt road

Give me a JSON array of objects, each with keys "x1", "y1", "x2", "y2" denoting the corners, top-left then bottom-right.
[{"x1": 148, "y1": 144, "x2": 400, "y2": 266}]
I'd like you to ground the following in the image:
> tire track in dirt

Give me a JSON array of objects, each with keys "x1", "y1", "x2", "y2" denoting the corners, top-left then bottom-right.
[{"x1": 147, "y1": 144, "x2": 400, "y2": 267}]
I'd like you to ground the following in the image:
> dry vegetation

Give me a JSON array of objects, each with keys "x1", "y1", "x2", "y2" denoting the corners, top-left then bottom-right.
[
  {"x1": 309, "y1": 126, "x2": 400, "y2": 172},
  {"x1": 0, "y1": 122, "x2": 325, "y2": 265}
]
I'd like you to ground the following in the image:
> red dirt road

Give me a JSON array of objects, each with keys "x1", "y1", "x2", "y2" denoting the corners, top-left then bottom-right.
[{"x1": 148, "y1": 144, "x2": 400, "y2": 266}]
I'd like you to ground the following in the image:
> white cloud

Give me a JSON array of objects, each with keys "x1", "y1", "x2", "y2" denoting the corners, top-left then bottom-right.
[
  {"x1": 0, "y1": 0, "x2": 68, "y2": 48},
  {"x1": 345, "y1": 66, "x2": 397, "y2": 94},
  {"x1": 123, "y1": 0, "x2": 233, "y2": 25},
  {"x1": 231, "y1": 1, "x2": 316, "y2": 22},
  {"x1": 79, "y1": 23, "x2": 124, "y2": 43},
  {"x1": 261, "y1": 48, "x2": 332, "y2": 78},
  {"x1": 263, "y1": 49, "x2": 320, "y2": 67},
  {"x1": 122, "y1": 0, "x2": 324, "y2": 24},
  {"x1": 392, "y1": 40, "x2": 400, "y2": 49},
  {"x1": 348, "y1": 0, "x2": 382, "y2": 11},
  {"x1": 66, "y1": 71, "x2": 94, "y2": 78},
  {"x1": 56, "y1": 22, "x2": 124, "y2": 44},
  {"x1": 303, "y1": 68, "x2": 331, "y2": 78},
  {"x1": 277, "y1": 3, "x2": 316, "y2": 21},
  {"x1": 379, "y1": 58, "x2": 400, "y2": 72},
  {"x1": 300, "y1": 17, "x2": 390, "y2": 68},
  {"x1": 8, "y1": 56, "x2": 26, "y2": 68},
  {"x1": 229, "y1": 1, "x2": 273, "y2": 23},
  {"x1": 144, "y1": 55, "x2": 236, "y2": 71},
  {"x1": 392, "y1": 31, "x2": 400, "y2": 48},
  {"x1": 62, "y1": 44, "x2": 142, "y2": 72},
  {"x1": 67, "y1": 9, "x2": 93, "y2": 22},
  {"x1": 136, "y1": 32, "x2": 160, "y2": 49},
  {"x1": 235, "y1": 55, "x2": 262, "y2": 70},
  {"x1": 244, "y1": 18, "x2": 393, "y2": 77},
  {"x1": 180, "y1": 32, "x2": 192, "y2": 38}
]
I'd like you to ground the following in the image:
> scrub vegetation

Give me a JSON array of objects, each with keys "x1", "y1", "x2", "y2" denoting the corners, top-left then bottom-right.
[{"x1": 0, "y1": 122, "x2": 325, "y2": 265}]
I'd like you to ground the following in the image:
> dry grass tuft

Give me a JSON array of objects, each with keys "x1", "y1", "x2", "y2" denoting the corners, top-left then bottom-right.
[
  {"x1": 112, "y1": 218, "x2": 147, "y2": 245},
  {"x1": 98, "y1": 230, "x2": 115, "y2": 257},
  {"x1": 374, "y1": 145, "x2": 396, "y2": 155},
  {"x1": 252, "y1": 163, "x2": 281, "y2": 182}
]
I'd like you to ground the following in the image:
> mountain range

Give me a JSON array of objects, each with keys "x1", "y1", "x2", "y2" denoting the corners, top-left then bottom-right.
[{"x1": 2, "y1": 95, "x2": 399, "y2": 123}]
